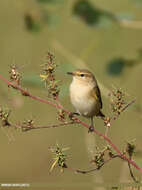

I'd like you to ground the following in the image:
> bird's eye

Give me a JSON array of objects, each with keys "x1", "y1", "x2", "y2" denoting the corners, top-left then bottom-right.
[{"x1": 80, "y1": 74, "x2": 85, "y2": 77}]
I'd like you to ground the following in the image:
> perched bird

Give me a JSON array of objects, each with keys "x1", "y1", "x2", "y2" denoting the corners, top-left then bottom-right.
[{"x1": 67, "y1": 69, "x2": 105, "y2": 132}]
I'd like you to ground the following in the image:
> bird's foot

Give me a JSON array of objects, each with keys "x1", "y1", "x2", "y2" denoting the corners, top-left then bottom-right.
[
  {"x1": 69, "y1": 112, "x2": 80, "y2": 120},
  {"x1": 88, "y1": 126, "x2": 94, "y2": 133}
]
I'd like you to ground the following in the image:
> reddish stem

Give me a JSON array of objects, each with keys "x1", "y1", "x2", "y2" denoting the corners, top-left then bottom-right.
[{"x1": 0, "y1": 73, "x2": 141, "y2": 173}]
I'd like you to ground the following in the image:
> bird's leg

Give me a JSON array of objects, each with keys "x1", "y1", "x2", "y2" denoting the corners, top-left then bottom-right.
[
  {"x1": 88, "y1": 117, "x2": 94, "y2": 133},
  {"x1": 69, "y1": 112, "x2": 80, "y2": 120}
]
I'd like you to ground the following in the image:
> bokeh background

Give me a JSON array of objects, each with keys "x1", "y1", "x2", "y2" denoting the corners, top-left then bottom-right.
[{"x1": 0, "y1": 0, "x2": 142, "y2": 189}]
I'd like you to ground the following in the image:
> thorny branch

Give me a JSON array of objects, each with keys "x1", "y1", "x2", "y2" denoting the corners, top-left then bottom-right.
[{"x1": 0, "y1": 54, "x2": 141, "y2": 181}]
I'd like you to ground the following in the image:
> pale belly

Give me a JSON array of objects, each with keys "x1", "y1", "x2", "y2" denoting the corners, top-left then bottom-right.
[{"x1": 70, "y1": 82, "x2": 100, "y2": 117}]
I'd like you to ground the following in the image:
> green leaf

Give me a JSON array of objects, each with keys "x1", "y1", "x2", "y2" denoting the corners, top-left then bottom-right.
[
  {"x1": 24, "y1": 14, "x2": 42, "y2": 33},
  {"x1": 106, "y1": 58, "x2": 125, "y2": 76},
  {"x1": 72, "y1": 0, "x2": 117, "y2": 26}
]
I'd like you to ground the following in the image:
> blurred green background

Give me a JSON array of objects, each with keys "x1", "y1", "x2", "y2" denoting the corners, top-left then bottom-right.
[{"x1": 0, "y1": 0, "x2": 142, "y2": 189}]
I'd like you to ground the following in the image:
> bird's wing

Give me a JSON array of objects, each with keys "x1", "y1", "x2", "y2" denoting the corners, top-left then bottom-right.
[{"x1": 91, "y1": 86, "x2": 103, "y2": 109}]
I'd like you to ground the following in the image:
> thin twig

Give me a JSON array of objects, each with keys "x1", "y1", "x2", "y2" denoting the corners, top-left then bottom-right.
[
  {"x1": 128, "y1": 161, "x2": 139, "y2": 183},
  {"x1": 127, "y1": 153, "x2": 139, "y2": 183},
  {"x1": 71, "y1": 154, "x2": 139, "y2": 183},
  {"x1": 0, "y1": 74, "x2": 63, "y2": 111},
  {"x1": 121, "y1": 99, "x2": 136, "y2": 113},
  {"x1": 15, "y1": 121, "x2": 76, "y2": 132},
  {"x1": 74, "y1": 155, "x2": 120, "y2": 174}
]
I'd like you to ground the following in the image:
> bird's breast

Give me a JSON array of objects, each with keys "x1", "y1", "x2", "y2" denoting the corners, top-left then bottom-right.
[{"x1": 70, "y1": 82, "x2": 100, "y2": 117}]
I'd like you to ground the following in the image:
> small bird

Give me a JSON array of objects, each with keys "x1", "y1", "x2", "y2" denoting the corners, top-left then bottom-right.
[{"x1": 67, "y1": 69, "x2": 105, "y2": 132}]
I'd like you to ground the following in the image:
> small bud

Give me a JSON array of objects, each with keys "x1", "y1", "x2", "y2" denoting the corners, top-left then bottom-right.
[
  {"x1": 0, "y1": 107, "x2": 11, "y2": 127},
  {"x1": 9, "y1": 65, "x2": 21, "y2": 86},
  {"x1": 126, "y1": 141, "x2": 136, "y2": 158},
  {"x1": 104, "y1": 117, "x2": 111, "y2": 127},
  {"x1": 57, "y1": 109, "x2": 66, "y2": 122}
]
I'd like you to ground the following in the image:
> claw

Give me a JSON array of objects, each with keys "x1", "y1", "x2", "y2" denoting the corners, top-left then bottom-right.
[
  {"x1": 88, "y1": 126, "x2": 94, "y2": 133},
  {"x1": 69, "y1": 112, "x2": 79, "y2": 120}
]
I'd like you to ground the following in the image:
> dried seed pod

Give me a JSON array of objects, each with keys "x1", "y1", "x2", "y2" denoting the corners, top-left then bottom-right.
[
  {"x1": 57, "y1": 109, "x2": 66, "y2": 122},
  {"x1": 9, "y1": 65, "x2": 21, "y2": 86}
]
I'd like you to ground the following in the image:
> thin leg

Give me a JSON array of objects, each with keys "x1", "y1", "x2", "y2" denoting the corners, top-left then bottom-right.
[{"x1": 88, "y1": 117, "x2": 94, "y2": 133}]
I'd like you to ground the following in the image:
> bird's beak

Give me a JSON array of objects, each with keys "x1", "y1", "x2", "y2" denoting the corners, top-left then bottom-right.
[{"x1": 67, "y1": 72, "x2": 74, "y2": 76}]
